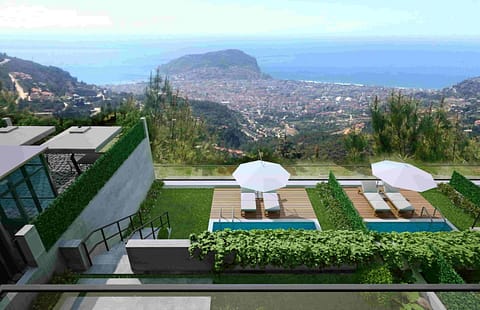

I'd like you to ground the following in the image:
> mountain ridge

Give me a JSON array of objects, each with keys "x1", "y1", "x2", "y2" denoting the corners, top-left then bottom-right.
[{"x1": 158, "y1": 49, "x2": 270, "y2": 80}]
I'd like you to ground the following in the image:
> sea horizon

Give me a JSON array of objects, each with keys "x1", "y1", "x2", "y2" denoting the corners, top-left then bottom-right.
[{"x1": 2, "y1": 36, "x2": 480, "y2": 89}]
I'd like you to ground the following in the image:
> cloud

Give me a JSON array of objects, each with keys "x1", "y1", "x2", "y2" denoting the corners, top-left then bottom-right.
[{"x1": 0, "y1": 5, "x2": 112, "y2": 29}]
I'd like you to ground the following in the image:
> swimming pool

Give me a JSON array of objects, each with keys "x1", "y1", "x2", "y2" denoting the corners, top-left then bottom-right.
[
  {"x1": 212, "y1": 221, "x2": 318, "y2": 231},
  {"x1": 366, "y1": 221, "x2": 453, "y2": 233}
]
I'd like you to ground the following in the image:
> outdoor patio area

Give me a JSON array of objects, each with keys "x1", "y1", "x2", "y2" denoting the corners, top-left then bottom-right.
[
  {"x1": 210, "y1": 188, "x2": 316, "y2": 220},
  {"x1": 345, "y1": 186, "x2": 443, "y2": 219}
]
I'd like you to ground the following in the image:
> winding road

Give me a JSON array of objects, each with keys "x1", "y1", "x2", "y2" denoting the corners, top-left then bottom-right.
[{"x1": 0, "y1": 58, "x2": 28, "y2": 102}]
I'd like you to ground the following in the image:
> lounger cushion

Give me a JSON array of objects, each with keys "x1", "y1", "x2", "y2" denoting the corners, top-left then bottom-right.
[
  {"x1": 241, "y1": 193, "x2": 257, "y2": 211},
  {"x1": 364, "y1": 193, "x2": 384, "y2": 201},
  {"x1": 264, "y1": 199, "x2": 280, "y2": 211},
  {"x1": 263, "y1": 193, "x2": 280, "y2": 211},
  {"x1": 369, "y1": 200, "x2": 391, "y2": 212},
  {"x1": 385, "y1": 193, "x2": 404, "y2": 201},
  {"x1": 384, "y1": 184, "x2": 400, "y2": 193},
  {"x1": 390, "y1": 199, "x2": 414, "y2": 212},
  {"x1": 361, "y1": 181, "x2": 378, "y2": 193}
]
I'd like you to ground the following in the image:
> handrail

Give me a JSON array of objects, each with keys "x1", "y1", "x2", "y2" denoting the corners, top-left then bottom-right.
[
  {"x1": 432, "y1": 207, "x2": 447, "y2": 223},
  {"x1": 472, "y1": 212, "x2": 480, "y2": 229},
  {"x1": 420, "y1": 207, "x2": 433, "y2": 222},
  {"x1": 82, "y1": 211, "x2": 144, "y2": 266},
  {"x1": 127, "y1": 212, "x2": 170, "y2": 241}
]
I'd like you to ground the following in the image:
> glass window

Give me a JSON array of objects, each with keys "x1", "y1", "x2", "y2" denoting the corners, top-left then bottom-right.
[
  {"x1": 26, "y1": 156, "x2": 42, "y2": 165},
  {"x1": 40, "y1": 199, "x2": 54, "y2": 211},
  {"x1": 20, "y1": 199, "x2": 38, "y2": 218},
  {"x1": 0, "y1": 179, "x2": 10, "y2": 197},
  {"x1": 7, "y1": 169, "x2": 24, "y2": 186},
  {"x1": 15, "y1": 182, "x2": 31, "y2": 199},
  {"x1": 30, "y1": 169, "x2": 55, "y2": 199},
  {"x1": 0, "y1": 198, "x2": 21, "y2": 219},
  {"x1": 25, "y1": 165, "x2": 42, "y2": 176}
]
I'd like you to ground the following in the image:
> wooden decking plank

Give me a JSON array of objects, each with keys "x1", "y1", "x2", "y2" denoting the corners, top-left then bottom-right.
[
  {"x1": 344, "y1": 187, "x2": 442, "y2": 220},
  {"x1": 210, "y1": 188, "x2": 316, "y2": 220}
]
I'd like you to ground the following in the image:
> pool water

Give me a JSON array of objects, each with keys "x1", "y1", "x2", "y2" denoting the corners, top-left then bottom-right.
[
  {"x1": 366, "y1": 221, "x2": 453, "y2": 233},
  {"x1": 212, "y1": 221, "x2": 317, "y2": 231}
]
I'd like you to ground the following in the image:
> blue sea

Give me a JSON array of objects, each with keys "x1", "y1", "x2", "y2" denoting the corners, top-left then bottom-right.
[{"x1": 2, "y1": 35, "x2": 480, "y2": 89}]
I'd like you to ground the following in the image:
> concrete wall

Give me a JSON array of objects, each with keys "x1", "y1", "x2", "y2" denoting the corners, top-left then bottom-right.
[
  {"x1": 1, "y1": 135, "x2": 155, "y2": 310},
  {"x1": 126, "y1": 239, "x2": 213, "y2": 274},
  {"x1": 126, "y1": 239, "x2": 355, "y2": 274}
]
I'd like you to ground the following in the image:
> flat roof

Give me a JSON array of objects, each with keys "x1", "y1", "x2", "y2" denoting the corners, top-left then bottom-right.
[
  {"x1": 0, "y1": 145, "x2": 46, "y2": 179},
  {"x1": 0, "y1": 126, "x2": 55, "y2": 145},
  {"x1": 42, "y1": 126, "x2": 122, "y2": 153}
]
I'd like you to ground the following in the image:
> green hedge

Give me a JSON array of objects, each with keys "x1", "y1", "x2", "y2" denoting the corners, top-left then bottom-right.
[
  {"x1": 439, "y1": 182, "x2": 480, "y2": 216},
  {"x1": 314, "y1": 183, "x2": 352, "y2": 230},
  {"x1": 190, "y1": 230, "x2": 480, "y2": 271},
  {"x1": 450, "y1": 171, "x2": 480, "y2": 207},
  {"x1": 422, "y1": 246, "x2": 464, "y2": 284},
  {"x1": 328, "y1": 172, "x2": 367, "y2": 231},
  {"x1": 33, "y1": 121, "x2": 146, "y2": 249}
]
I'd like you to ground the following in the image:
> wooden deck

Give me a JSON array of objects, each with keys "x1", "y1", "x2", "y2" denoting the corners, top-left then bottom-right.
[
  {"x1": 210, "y1": 188, "x2": 316, "y2": 220},
  {"x1": 345, "y1": 187, "x2": 442, "y2": 219}
]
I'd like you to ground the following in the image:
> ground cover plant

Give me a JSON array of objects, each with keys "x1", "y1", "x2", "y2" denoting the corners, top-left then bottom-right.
[
  {"x1": 137, "y1": 181, "x2": 213, "y2": 238},
  {"x1": 421, "y1": 187, "x2": 476, "y2": 230}
]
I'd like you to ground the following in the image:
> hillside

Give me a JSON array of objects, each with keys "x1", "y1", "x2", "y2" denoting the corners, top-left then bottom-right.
[
  {"x1": 443, "y1": 77, "x2": 480, "y2": 98},
  {"x1": 0, "y1": 52, "x2": 86, "y2": 96},
  {"x1": 159, "y1": 49, "x2": 270, "y2": 80},
  {"x1": 190, "y1": 99, "x2": 249, "y2": 148}
]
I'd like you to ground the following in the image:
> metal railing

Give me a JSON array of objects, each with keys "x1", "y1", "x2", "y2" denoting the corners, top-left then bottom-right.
[
  {"x1": 127, "y1": 212, "x2": 171, "y2": 241},
  {"x1": 472, "y1": 213, "x2": 480, "y2": 229},
  {"x1": 420, "y1": 206, "x2": 432, "y2": 222},
  {"x1": 432, "y1": 207, "x2": 447, "y2": 223},
  {"x1": 81, "y1": 211, "x2": 144, "y2": 266}
]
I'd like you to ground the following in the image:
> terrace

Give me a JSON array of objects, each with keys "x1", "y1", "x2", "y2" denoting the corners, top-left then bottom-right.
[
  {"x1": 345, "y1": 187, "x2": 442, "y2": 219},
  {"x1": 2, "y1": 121, "x2": 480, "y2": 309},
  {"x1": 210, "y1": 188, "x2": 316, "y2": 220}
]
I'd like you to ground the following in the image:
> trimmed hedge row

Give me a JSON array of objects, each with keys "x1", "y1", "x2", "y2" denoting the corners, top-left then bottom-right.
[
  {"x1": 314, "y1": 183, "x2": 353, "y2": 230},
  {"x1": 438, "y1": 183, "x2": 480, "y2": 216},
  {"x1": 189, "y1": 230, "x2": 480, "y2": 271},
  {"x1": 33, "y1": 121, "x2": 146, "y2": 249},
  {"x1": 450, "y1": 171, "x2": 480, "y2": 207},
  {"x1": 328, "y1": 172, "x2": 367, "y2": 231}
]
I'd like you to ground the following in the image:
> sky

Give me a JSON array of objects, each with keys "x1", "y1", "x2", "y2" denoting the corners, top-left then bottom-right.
[{"x1": 0, "y1": 0, "x2": 479, "y2": 38}]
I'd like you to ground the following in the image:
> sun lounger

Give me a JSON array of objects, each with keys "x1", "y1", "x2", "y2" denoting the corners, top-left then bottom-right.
[
  {"x1": 384, "y1": 184, "x2": 415, "y2": 213},
  {"x1": 241, "y1": 193, "x2": 257, "y2": 215},
  {"x1": 263, "y1": 192, "x2": 281, "y2": 215},
  {"x1": 361, "y1": 181, "x2": 391, "y2": 212}
]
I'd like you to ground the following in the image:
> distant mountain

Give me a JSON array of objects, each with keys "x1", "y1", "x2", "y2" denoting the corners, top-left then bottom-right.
[
  {"x1": 159, "y1": 49, "x2": 270, "y2": 80},
  {"x1": 443, "y1": 77, "x2": 480, "y2": 98},
  {"x1": 0, "y1": 52, "x2": 88, "y2": 96}
]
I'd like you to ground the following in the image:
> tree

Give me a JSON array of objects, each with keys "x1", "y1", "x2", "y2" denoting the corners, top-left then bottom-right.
[
  {"x1": 344, "y1": 130, "x2": 369, "y2": 162},
  {"x1": 143, "y1": 69, "x2": 215, "y2": 163}
]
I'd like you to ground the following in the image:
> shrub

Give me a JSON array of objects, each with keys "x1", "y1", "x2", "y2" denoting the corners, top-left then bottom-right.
[
  {"x1": 314, "y1": 182, "x2": 353, "y2": 230},
  {"x1": 450, "y1": 171, "x2": 480, "y2": 207},
  {"x1": 33, "y1": 121, "x2": 146, "y2": 249},
  {"x1": 438, "y1": 182, "x2": 480, "y2": 216},
  {"x1": 356, "y1": 264, "x2": 393, "y2": 284},
  {"x1": 421, "y1": 246, "x2": 464, "y2": 284},
  {"x1": 190, "y1": 230, "x2": 480, "y2": 271},
  {"x1": 328, "y1": 172, "x2": 367, "y2": 231}
]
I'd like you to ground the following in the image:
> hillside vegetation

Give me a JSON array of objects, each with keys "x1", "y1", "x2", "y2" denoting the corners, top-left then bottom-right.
[
  {"x1": 0, "y1": 53, "x2": 84, "y2": 95},
  {"x1": 159, "y1": 49, "x2": 270, "y2": 80}
]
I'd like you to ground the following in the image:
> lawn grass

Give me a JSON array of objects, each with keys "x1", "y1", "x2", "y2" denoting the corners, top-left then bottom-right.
[
  {"x1": 306, "y1": 187, "x2": 336, "y2": 230},
  {"x1": 140, "y1": 181, "x2": 213, "y2": 238},
  {"x1": 421, "y1": 188, "x2": 475, "y2": 230}
]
